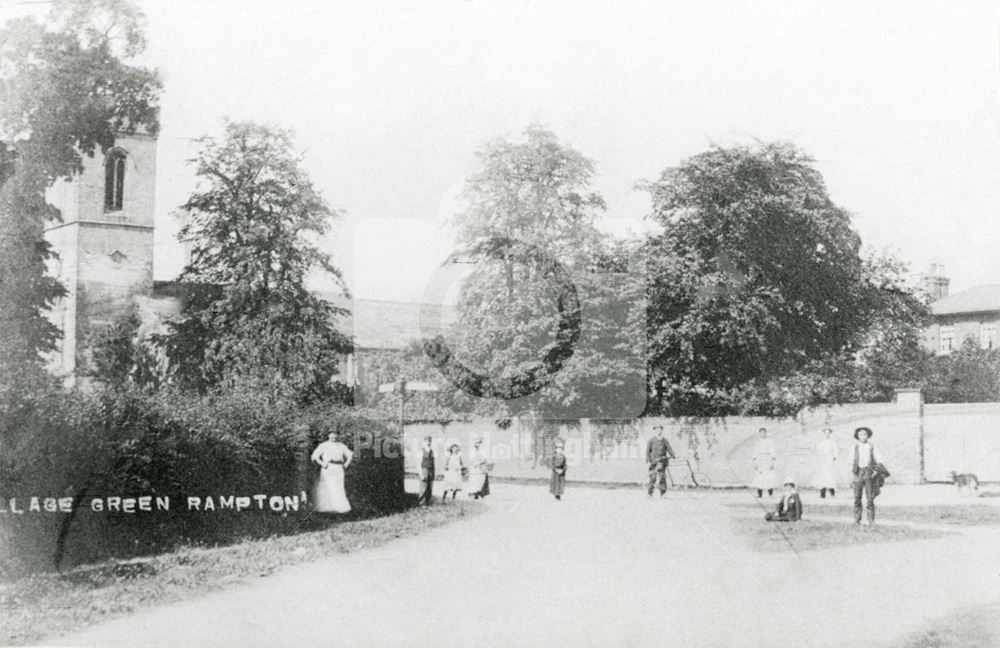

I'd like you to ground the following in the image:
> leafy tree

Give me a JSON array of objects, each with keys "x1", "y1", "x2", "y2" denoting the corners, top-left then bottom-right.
[
  {"x1": 158, "y1": 121, "x2": 352, "y2": 402},
  {"x1": 924, "y1": 338, "x2": 1000, "y2": 403},
  {"x1": 423, "y1": 125, "x2": 647, "y2": 427},
  {"x1": 87, "y1": 305, "x2": 164, "y2": 390},
  {"x1": 642, "y1": 142, "x2": 928, "y2": 415},
  {"x1": 0, "y1": 0, "x2": 160, "y2": 387}
]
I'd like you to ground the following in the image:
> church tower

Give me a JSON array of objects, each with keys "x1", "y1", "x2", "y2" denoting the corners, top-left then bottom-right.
[{"x1": 44, "y1": 133, "x2": 157, "y2": 381}]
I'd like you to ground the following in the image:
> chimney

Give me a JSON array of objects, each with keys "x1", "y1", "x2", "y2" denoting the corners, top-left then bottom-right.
[{"x1": 919, "y1": 263, "x2": 950, "y2": 302}]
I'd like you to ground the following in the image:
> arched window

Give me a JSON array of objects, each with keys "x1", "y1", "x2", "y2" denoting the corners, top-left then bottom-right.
[{"x1": 104, "y1": 150, "x2": 126, "y2": 211}]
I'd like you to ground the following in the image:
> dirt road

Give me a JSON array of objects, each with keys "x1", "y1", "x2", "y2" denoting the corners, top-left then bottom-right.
[{"x1": 51, "y1": 484, "x2": 1000, "y2": 647}]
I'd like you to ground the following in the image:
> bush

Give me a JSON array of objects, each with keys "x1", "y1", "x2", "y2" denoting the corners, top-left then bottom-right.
[{"x1": 0, "y1": 383, "x2": 406, "y2": 578}]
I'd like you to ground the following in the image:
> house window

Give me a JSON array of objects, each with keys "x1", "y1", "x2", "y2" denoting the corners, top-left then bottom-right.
[
  {"x1": 104, "y1": 150, "x2": 126, "y2": 211},
  {"x1": 980, "y1": 324, "x2": 996, "y2": 350},
  {"x1": 940, "y1": 326, "x2": 955, "y2": 354}
]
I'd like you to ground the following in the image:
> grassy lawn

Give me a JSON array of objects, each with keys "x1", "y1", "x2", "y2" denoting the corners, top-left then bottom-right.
[
  {"x1": 729, "y1": 516, "x2": 947, "y2": 554},
  {"x1": 888, "y1": 602, "x2": 1000, "y2": 648},
  {"x1": 0, "y1": 501, "x2": 483, "y2": 646},
  {"x1": 727, "y1": 502, "x2": 1000, "y2": 527},
  {"x1": 817, "y1": 505, "x2": 1000, "y2": 527}
]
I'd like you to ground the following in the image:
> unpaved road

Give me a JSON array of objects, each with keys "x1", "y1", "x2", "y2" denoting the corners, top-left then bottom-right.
[{"x1": 51, "y1": 484, "x2": 1000, "y2": 647}]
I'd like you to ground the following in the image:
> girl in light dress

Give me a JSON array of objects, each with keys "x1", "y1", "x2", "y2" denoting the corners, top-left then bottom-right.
[
  {"x1": 751, "y1": 427, "x2": 778, "y2": 497},
  {"x1": 311, "y1": 431, "x2": 354, "y2": 513},
  {"x1": 442, "y1": 443, "x2": 465, "y2": 501},
  {"x1": 814, "y1": 427, "x2": 839, "y2": 498}
]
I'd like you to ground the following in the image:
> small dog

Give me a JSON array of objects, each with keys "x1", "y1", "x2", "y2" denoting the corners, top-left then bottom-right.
[{"x1": 950, "y1": 471, "x2": 979, "y2": 496}]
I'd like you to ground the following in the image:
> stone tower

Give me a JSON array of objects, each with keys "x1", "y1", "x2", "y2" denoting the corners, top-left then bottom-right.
[{"x1": 43, "y1": 133, "x2": 158, "y2": 381}]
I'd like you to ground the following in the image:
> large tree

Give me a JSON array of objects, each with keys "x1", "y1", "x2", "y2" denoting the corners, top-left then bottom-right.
[
  {"x1": 0, "y1": 0, "x2": 160, "y2": 393},
  {"x1": 422, "y1": 126, "x2": 646, "y2": 426},
  {"x1": 642, "y1": 141, "x2": 928, "y2": 415},
  {"x1": 158, "y1": 121, "x2": 352, "y2": 402}
]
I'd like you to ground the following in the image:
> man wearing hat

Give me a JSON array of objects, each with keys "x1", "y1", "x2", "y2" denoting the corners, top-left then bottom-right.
[
  {"x1": 765, "y1": 477, "x2": 803, "y2": 522},
  {"x1": 646, "y1": 425, "x2": 676, "y2": 497},
  {"x1": 852, "y1": 426, "x2": 882, "y2": 525}
]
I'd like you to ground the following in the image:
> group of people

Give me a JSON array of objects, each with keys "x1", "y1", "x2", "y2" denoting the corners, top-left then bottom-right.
[
  {"x1": 752, "y1": 427, "x2": 843, "y2": 499},
  {"x1": 419, "y1": 435, "x2": 570, "y2": 503},
  {"x1": 417, "y1": 436, "x2": 493, "y2": 505},
  {"x1": 309, "y1": 424, "x2": 890, "y2": 524},
  {"x1": 756, "y1": 425, "x2": 890, "y2": 525}
]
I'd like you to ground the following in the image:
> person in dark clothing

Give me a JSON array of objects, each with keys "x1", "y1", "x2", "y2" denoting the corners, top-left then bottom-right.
[
  {"x1": 765, "y1": 477, "x2": 803, "y2": 522},
  {"x1": 418, "y1": 435, "x2": 435, "y2": 506},
  {"x1": 646, "y1": 425, "x2": 676, "y2": 497},
  {"x1": 852, "y1": 427, "x2": 882, "y2": 525},
  {"x1": 550, "y1": 440, "x2": 567, "y2": 500}
]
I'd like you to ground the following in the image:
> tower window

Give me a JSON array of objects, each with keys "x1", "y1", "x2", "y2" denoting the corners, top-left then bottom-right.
[{"x1": 104, "y1": 150, "x2": 126, "y2": 211}]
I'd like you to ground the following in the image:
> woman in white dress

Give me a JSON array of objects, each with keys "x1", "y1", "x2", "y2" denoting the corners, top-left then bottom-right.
[
  {"x1": 310, "y1": 431, "x2": 354, "y2": 513},
  {"x1": 751, "y1": 427, "x2": 778, "y2": 498},
  {"x1": 814, "y1": 427, "x2": 839, "y2": 498},
  {"x1": 467, "y1": 439, "x2": 490, "y2": 499},
  {"x1": 442, "y1": 443, "x2": 465, "y2": 501}
]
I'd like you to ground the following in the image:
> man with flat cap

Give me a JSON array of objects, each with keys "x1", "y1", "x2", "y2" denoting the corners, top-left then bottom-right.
[{"x1": 646, "y1": 425, "x2": 676, "y2": 497}]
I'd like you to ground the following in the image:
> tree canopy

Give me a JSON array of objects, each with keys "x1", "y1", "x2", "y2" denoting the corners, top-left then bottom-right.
[
  {"x1": 0, "y1": 0, "x2": 160, "y2": 396},
  {"x1": 641, "y1": 141, "x2": 928, "y2": 415},
  {"x1": 421, "y1": 126, "x2": 646, "y2": 421},
  {"x1": 158, "y1": 121, "x2": 352, "y2": 402}
]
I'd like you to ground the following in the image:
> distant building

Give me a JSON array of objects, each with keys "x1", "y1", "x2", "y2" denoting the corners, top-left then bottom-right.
[
  {"x1": 921, "y1": 266, "x2": 1000, "y2": 355},
  {"x1": 42, "y1": 131, "x2": 454, "y2": 394}
]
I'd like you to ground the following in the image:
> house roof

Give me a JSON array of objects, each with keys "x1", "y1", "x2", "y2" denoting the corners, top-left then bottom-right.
[
  {"x1": 930, "y1": 284, "x2": 1000, "y2": 316},
  {"x1": 151, "y1": 281, "x2": 457, "y2": 351},
  {"x1": 318, "y1": 293, "x2": 457, "y2": 350}
]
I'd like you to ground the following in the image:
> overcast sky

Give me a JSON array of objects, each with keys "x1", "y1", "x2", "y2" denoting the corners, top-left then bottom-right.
[{"x1": 6, "y1": 0, "x2": 1000, "y2": 301}]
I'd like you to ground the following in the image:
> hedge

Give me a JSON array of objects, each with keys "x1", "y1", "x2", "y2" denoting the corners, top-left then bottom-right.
[{"x1": 0, "y1": 384, "x2": 408, "y2": 579}]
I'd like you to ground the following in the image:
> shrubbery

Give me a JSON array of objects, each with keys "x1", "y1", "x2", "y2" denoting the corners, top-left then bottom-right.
[{"x1": 0, "y1": 383, "x2": 406, "y2": 578}]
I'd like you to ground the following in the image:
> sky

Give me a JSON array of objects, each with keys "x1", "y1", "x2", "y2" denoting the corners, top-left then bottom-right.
[{"x1": 5, "y1": 0, "x2": 1000, "y2": 301}]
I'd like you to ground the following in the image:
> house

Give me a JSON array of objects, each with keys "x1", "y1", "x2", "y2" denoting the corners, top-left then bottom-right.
[{"x1": 921, "y1": 266, "x2": 1000, "y2": 355}]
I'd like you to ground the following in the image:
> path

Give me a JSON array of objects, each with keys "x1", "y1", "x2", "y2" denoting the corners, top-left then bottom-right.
[{"x1": 52, "y1": 485, "x2": 1000, "y2": 648}]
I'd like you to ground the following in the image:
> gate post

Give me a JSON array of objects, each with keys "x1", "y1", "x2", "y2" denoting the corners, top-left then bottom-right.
[{"x1": 895, "y1": 388, "x2": 925, "y2": 484}]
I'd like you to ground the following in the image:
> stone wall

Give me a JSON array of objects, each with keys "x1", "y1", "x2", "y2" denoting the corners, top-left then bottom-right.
[
  {"x1": 924, "y1": 402, "x2": 1000, "y2": 481},
  {"x1": 401, "y1": 390, "x2": 938, "y2": 487},
  {"x1": 42, "y1": 134, "x2": 158, "y2": 380}
]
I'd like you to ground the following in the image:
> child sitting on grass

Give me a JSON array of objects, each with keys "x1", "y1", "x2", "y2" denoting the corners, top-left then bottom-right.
[{"x1": 765, "y1": 477, "x2": 803, "y2": 522}]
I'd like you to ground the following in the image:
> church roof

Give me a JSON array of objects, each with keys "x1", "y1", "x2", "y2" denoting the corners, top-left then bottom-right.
[
  {"x1": 317, "y1": 293, "x2": 457, "y2": 350},
  {"x1": 151, "y1": 282, "x2": 456, "y2": 351},
  {"x1": 930, "y1": 284, "x2": 1000, "y2": 316}
]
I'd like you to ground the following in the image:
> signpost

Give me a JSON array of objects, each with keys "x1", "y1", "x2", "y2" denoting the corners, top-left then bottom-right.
[{"x1": 377, "y1": 379, "x2": 440, "y2": 440}]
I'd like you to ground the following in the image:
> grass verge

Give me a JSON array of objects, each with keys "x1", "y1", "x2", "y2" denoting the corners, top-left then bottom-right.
[
  {"x1": 729, "y1": 516, "x2": 947, "y2": 554},
  {"x1": 0, "y1": 501, "x2": 483, "y2": 646},
  {"x1": 727, "y1": 502, "x2": 1000, "y2": 527},
  {"x1": 818, "y1": 505, "x2": 1000, "y2": 527},
  {"x1": 888, "y1": 602, "x2": 1000, "y2": 648}
]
